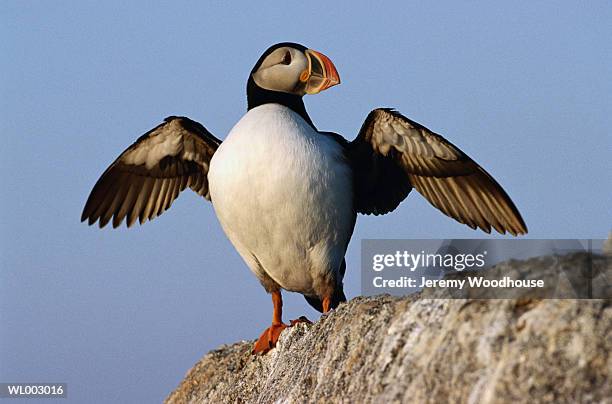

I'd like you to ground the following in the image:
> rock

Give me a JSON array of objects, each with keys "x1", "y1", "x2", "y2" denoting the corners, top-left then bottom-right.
[
  {"x1": 604, "y1": 232, "x2": 612, "y2": 256},
  {"x1": 166, "y1": 253, "x2": 611, "y2": 404}
]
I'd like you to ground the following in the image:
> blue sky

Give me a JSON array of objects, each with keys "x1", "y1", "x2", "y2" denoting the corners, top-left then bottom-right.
[{"x1": 1, "y1": 1, "x2": 610, "y2": 402}]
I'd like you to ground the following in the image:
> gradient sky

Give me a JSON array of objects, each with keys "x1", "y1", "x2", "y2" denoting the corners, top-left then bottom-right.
[{"x1": 1, "y1": 1, "x2": 610, "y2": 403}]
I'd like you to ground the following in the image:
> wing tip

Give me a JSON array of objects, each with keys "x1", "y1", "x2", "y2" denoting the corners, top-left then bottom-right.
[
  {"x1": 513, "y1": 223, "x2": 529, "y2": 237},
  {"x1": 80, "y1": 210, "x2": 113, "y2": 229},
  {"x1": 82, "y1": 212, "x2": 145, "y2": 230},
  {"x1": 487, "y1": 221, "x2": 528, "y2": 237}
]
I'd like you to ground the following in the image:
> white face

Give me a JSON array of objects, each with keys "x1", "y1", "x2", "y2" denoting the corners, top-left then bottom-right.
[{"x1": 252, "y1": 47, "x2": 309, "y2": 95}]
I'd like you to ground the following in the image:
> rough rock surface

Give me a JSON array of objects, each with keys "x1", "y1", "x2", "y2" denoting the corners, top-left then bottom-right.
[{"x1": 166, "y1": 253, "x2": 611, "y2": 404}]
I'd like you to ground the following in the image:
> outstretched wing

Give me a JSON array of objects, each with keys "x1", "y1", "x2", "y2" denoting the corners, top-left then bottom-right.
[
  {"x1": 349, "y1": 108, "x2": 527, "y2": 235},
  {"x1": 81, "y1": 116, "x2": 221, "y2": 228}
]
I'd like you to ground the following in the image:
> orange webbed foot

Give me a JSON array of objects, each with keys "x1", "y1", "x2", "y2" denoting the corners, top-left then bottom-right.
[{"x1": 252, "y1": 323, "x2": 288, "y2": 355}]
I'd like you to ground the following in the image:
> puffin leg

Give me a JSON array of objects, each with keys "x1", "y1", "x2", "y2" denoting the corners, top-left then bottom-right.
[
  {"x1": 322, "y1": 296, "x2": 332, "y2": 313},
  {"x1": 252, "y1": 290, "x2": 288, "y2": 354}
]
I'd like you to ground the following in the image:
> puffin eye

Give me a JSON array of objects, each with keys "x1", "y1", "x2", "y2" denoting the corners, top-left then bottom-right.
[{"x1": 281, "y1": 51, "x2": 292, "y2": 65}]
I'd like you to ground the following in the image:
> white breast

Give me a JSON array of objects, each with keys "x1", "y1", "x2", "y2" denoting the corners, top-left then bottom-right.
[{"x1": 208, "y1": 104, "x2": 354, "y2": 296}]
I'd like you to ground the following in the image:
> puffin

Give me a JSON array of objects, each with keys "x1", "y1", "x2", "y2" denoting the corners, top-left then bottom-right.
[{"x1": 81, "y1": 42, "x2": 527, "y2": 354}]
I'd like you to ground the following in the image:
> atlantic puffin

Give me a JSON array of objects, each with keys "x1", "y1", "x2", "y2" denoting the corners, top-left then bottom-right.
[{"x1": 81, "y1": 42, "x2": 527, "y2": 354}]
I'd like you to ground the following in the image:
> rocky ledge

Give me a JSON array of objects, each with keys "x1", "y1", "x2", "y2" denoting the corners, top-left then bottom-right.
[{"x1": 166, "y1": 253, "x2": 610, "y2": 404}]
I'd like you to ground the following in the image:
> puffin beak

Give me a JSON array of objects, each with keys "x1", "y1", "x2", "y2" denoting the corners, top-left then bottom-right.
[{"x1": 301, "y1": 49, "x2": 341, "y2": 94}]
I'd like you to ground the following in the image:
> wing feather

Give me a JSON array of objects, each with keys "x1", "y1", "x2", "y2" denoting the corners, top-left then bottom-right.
[
  {"x1": 81, "y1": 116, "x2": 221, "y2": 228},
  {"x1": 141, "y1": 178, "x2": 161, "y2": 222},
  {"x1": 133, "y1": 177, "x2": 154, "y2": 225},
  {"x1": 350, "y1": 108, "x2": 527, "y2": 235},
  {"x1": 153, "y1": 178, "x2": 171, "y2": 219}
]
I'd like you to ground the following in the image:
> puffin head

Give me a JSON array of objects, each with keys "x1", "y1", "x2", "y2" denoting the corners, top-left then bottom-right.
[
  {"x1": 247, "y1": 43, "x2": 340, "y2": 126},
  {"x1": 250, "y1": 42, "x2": 340, "y2": 96}
]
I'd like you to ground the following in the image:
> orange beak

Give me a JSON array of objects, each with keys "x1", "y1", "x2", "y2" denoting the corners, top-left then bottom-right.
[{"x1": 301, "y1": 49, "x2": 341, "y2": 94}]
